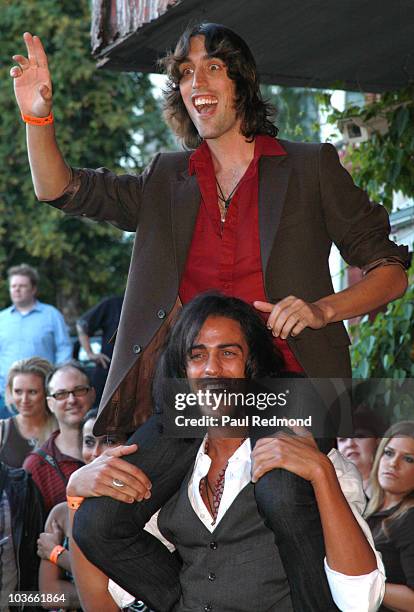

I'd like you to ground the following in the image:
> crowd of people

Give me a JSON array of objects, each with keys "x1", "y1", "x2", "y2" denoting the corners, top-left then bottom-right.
[
  {"x1": 1, "y1": 17, "x2": 413, "y2": 612},
  {"x1": 0, "y1": 295, "x2": 413, "y2": 611},
  {"x1": 0, "y1": 264, "x2": 125, "y2": 609}
]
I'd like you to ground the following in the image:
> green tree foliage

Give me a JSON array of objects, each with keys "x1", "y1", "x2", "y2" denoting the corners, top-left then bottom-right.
[
  {"x1": 319, "y1": 88, "x2": 414, "y2": 388},
  {"x1": 350, "y1": 272, "x2": 414, "y2": 422},
  {"x1": 351, "y1": 274, "x2": 414, "y2": 381},
  {"x1": 261, "y1": 85, "x2": 321, "y2": 141},
  {"x1": 0, "y1": 0, "x2": 174, "y2": 323},
  {"x1": 321, "y1": 86, "x2": 414, "y2": 211}
]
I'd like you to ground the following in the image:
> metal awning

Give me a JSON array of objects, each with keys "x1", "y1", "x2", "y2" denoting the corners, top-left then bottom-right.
[{"x1": 92, "y1": 0, "x2": 414, "y2": 92}]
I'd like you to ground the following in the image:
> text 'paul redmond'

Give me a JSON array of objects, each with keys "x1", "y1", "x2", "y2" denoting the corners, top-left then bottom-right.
[{"x1": 174, "y1": 415, "x2": 313, "y2": 427}]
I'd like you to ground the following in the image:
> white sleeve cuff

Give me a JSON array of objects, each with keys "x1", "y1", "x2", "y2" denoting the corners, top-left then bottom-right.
[
  {"x1": 107, "y1": 579, "x2": 135, "y2": 609},
  {"x1": 326, "y1": 450, "x2": 386, "y2": 610},
  {"x1": 324, "y1": 560, "x2": 385, "y2": 612}
]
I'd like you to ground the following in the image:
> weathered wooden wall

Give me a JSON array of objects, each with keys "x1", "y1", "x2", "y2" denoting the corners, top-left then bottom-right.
[{"x1": 91, "y1": 0, "x2": 181, "y2": 54}]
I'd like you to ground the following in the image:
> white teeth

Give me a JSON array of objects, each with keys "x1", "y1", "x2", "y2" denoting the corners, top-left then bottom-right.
[{"x1": 194, "y1": 97, "x2": 217, "y2": 106}]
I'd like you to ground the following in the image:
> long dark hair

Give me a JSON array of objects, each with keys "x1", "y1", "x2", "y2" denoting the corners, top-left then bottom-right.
[
  {"x1": 153, "y1": 292, "x2": 284, "y2": 410},
  {"x1": 159, "y1": 23, "x2": 278, "y2": 148}
]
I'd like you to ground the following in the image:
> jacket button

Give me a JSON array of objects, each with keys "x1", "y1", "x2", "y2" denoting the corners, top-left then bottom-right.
[
  {"x1": 157, "y1": 309, "x2": 166, "y2": 319},
  {"x1": 204, "y1": 604, "x2": 212, "y2": 611},
  {"x1": 208, "y1": 572, "x2": 216, "y2": 581},
  {"x1": 209, "y1": 541, "x2": 217, "y2": 550},
  {"x1": 132, "y1": 344, "x2": 142, "y2": 354}
]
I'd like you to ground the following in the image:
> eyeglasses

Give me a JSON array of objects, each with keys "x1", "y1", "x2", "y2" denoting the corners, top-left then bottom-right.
[{"x1": 48, "y1": 385, "x2": 91, "y2": 401}]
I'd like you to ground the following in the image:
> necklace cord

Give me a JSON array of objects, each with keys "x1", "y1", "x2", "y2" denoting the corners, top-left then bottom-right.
[{"x1": 215, "y1": 176, "x2": 243, "y2": 212}]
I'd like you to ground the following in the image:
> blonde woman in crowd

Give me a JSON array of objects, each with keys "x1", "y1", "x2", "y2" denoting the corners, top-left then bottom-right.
[
  {"x1": 0, "y1": 357, "x2": 57, "y2": 467},
  {"x1": 366, "y1": 421, "x2": 414, "y2": 611}
]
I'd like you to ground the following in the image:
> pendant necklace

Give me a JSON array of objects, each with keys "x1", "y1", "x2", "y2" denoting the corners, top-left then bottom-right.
[{"x1": 216, "y1": 176, "x2": 244, "y2": 223}]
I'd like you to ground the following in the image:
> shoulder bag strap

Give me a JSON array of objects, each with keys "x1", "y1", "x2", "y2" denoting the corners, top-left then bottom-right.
[
  {"x1": 0, "y1": 418, "x2": 11, "y2": 450},
  {"x1": 34, "y1": 448, "x2": 69, "y2": 486}
]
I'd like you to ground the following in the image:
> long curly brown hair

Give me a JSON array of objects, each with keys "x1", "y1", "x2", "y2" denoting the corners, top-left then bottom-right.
[{"x1": 159, "y1": 23, "x2": 278, "y2": 149}]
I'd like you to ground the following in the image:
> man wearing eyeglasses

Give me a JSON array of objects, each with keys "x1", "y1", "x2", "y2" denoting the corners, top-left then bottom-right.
[{"x1": 23, "y1": 363, "x2": 95, "y2": 514}]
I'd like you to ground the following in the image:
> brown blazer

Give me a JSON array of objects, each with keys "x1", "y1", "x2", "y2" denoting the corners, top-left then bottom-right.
[{"x1": 50, "y1": 140, "x2": 409, "y2": 433}]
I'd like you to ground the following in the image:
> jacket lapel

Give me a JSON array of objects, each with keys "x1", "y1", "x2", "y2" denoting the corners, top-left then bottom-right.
[
  {"x1": 171, "y1": 173, "x2": 201, "y2": 277},
  {"x1": 170, "y1": 153, "x2": 291, "y2": 285},
  {"x1": 258, "y1": 155, "x2": 292, "y2": 277}
]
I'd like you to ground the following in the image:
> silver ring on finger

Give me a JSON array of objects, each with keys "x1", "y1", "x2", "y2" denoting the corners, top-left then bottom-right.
[{"x1": 112, "y1": 478, "x2": 125, "y2": 488}]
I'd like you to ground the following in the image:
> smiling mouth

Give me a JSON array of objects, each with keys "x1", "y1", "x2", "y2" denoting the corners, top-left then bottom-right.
[
  {"x1": 194, "y1": 379, "x2": 227, "y2": 393},
  {"x1": 193, "y1": 378, "x2": 246, "y2": 394},
  {"x1": 193, "y1": 96, "x2": 218, "y2": 114}
]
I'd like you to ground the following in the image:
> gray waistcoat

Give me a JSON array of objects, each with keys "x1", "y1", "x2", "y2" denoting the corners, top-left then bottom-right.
[{"x1": 158, "y1": 473, "x2": 293, "y2": 612}]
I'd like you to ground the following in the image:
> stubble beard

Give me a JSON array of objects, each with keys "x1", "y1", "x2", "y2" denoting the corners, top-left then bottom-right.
[{"x1": 194, "y1": 113, "x2": 240, "y2": 142}]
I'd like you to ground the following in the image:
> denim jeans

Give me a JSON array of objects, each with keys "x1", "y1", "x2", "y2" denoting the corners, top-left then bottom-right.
[{"x1": 73, "y1": 416, "x2": 339, "y2": 611}]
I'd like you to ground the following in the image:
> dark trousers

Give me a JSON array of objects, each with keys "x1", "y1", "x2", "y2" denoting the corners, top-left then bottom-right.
[{"x1": 73, "y1": 416, "x2": 339, "y2": 611}]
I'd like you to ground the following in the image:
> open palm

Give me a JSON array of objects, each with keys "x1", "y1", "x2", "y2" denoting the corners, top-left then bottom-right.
[{"x1": 11, "y1": 33, "x2": 52, "y2": 117}]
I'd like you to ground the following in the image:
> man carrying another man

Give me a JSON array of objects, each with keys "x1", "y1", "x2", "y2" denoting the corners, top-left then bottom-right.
[
  {"x1": 10, "y1": 22, "x2": 409, "y2": 610},
  {"x1": 69, "y1": 294, "x2": 385, "y2": 611}
]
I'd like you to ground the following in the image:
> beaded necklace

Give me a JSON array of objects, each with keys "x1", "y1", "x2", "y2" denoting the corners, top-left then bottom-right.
[{"x1": 199, "y1": 437, "x2": 246, "y2": 525}]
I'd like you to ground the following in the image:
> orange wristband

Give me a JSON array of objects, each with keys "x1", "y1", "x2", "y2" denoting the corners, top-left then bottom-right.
[
  {"x1": 67, "y1": 495, "x2": 84, "y2": 510},
  {"x1": 21, "y1": 111, "x2": 54, "y2": 126},
  {"x1": 49, "y1": 544, "x2": 65, "y2": 564}
]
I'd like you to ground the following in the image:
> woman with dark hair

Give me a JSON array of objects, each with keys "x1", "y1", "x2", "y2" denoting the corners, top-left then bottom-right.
[
  {"x1": 72, "y1": 293, "x2": 384, "y2": 612},
  {"x1": 0, "y1": 357, "x2": 57, "y2": 467},
  {"x1": 365, "y1": 421, "x2": 414, "y2": 611}
]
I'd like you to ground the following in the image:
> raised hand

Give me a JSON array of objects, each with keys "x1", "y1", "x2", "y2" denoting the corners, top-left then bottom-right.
[{"x1": 10, "y1": 32, "x2": 52, "y2": 117}]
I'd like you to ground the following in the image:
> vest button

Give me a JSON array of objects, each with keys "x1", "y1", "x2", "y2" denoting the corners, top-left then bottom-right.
[
  {"x1": 208, "y1": 572, "x2": 216, "y2": 581},
  {"x1": 157, "y1": 309, "x2": 166, "y2": 319},
  {"x1": 209, "y1": 541, "x2": 217, "y2": 550},
  {"x1": 132, "y1": 344, "x2": 142, "y2": 354},
  {"x1": 204, "y1": 604, "x2": 212, "y2": 611}
]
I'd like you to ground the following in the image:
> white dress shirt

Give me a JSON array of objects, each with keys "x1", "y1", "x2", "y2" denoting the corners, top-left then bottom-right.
[{"x1": 109, "y1": 439, "x2": 385, "y2": 611}]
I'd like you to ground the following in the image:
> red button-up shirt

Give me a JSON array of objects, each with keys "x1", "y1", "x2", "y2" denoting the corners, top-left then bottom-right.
[{"x1": 179, "y1": 135, "x2": 303, "y2": 372}]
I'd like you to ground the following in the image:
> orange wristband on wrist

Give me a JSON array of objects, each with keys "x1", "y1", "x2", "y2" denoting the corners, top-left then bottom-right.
[
  {"x1": 21, "y1": 112, "x2": 54, "y2": 126},
  {"x1": 49, "y1": 544, "x2": 65, "y2": 564},
  {"x1": 67, "y1": 495, "x2": 84, "y2": 510}
]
